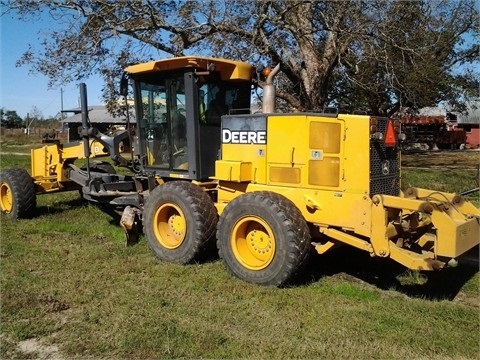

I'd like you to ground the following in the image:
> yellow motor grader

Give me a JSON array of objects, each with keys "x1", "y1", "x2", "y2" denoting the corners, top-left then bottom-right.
[{"x1": 1, "y1": 56, "x2": 479, "y2": 286}]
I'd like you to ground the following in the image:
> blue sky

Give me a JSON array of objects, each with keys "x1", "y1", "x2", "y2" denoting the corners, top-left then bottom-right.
[{"x1": 0, "y1": 12, "x2": 105, "y2": 119}]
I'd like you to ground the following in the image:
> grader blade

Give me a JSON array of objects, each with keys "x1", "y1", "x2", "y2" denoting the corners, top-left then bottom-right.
[{"x1": 120, "y1": 206, "x2": 141, "y2": 246}]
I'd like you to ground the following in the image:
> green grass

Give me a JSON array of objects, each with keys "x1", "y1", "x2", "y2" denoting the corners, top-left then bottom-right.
[
  {"x1": 0, "y1": 154, "x2": 31, "y2": 171},
  {"x1": 402, "y1": 168, "x2": 479, "y2": 206},
  {"x1": 1, "y1": 149, "x2": 479, "y2": 359}
]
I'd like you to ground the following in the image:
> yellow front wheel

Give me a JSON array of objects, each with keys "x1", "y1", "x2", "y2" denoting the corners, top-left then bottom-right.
[
  {"x1": 217, "y1": 191, "x2": 311, "y2": 286},
  {"x1": 0, "y1": 168, "x2": 36, "y2": 219}
]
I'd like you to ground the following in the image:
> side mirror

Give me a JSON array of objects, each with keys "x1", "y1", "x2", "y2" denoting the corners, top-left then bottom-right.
[{"x1": 119, "y1": 72, "x2": 129, "y2": 97}]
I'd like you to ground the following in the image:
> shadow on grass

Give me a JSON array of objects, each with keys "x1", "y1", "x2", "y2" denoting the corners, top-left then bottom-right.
[
  {"x1": 34, "y1": 197, "x2": 88, "y2": 217},
  {"x1": 304, "y1": 245, "x2": 479, "y2": 301},
  {"x1": 36, "y1": 196, "x2": 125, "y2": 224}
]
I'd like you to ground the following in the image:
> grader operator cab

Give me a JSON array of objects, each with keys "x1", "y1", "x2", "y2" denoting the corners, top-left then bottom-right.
[
  {"x1": 126, "y1": 57, "x2": 253, "y2": 179},
  {"x1": 1, "y1": 56, "x2": 479, "y2": 286}
]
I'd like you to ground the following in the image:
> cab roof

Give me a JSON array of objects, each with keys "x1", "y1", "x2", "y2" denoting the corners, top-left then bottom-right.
[{"x1": 125, "y1": 56, "x2": 254, "y2": 81}]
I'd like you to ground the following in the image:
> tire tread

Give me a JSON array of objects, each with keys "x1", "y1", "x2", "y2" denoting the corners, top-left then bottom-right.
[{"x1": 0, "y1": 168, "x2": 36, "y2": 219}]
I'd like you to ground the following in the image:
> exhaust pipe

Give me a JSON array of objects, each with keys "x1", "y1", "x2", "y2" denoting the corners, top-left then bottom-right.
[{"x1": 262, "y1": 63, "x2": 281, "y2": 113}]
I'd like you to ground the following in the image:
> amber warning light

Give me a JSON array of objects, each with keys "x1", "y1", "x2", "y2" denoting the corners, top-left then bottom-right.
[
  {"x1": 384, "y1": 120, "x2": 397, "y2": 147},
  {"x1": 262, "y1": 68, "x2": 272, "y2": 77}
]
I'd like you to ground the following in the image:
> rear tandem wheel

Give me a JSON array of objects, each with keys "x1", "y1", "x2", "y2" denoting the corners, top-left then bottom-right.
[
  {"x1": 217, "y1": 191, "x2": 311, "y2": 287},
  {"x1": 0, "y1": 168, "x2": 36, "y2": 219},
  {"x1": 143, "y1": 181, "x2": 218, "y2": 264}
]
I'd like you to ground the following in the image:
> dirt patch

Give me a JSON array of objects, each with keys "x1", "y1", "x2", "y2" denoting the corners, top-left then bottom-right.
[
  {"x1": 0, "y1": 151, "x2": 30, "y2": 156},
  {"x1": 17, "y1": 338, "x2": 62, "y2": 360},
  {"x1": 1, "y1": 333, "x2": 64, "y2": 360}
]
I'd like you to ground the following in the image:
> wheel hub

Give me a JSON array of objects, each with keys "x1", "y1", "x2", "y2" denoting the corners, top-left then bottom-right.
[
  {"x1": 231, "y1": 216, "x2": 276, "y2": 270},
  {"x1": 154, "y1": 203, "x2": 187, "y2": 249},
  {"x1": 248, "y1": 229, "x2": 272, "y2": 254},
  {"x1": 0, "y1": 183, "x2": 13, "y2": 213},
  {"x1": 169, "y1": 214, "x2": 185, "y2": 238}
]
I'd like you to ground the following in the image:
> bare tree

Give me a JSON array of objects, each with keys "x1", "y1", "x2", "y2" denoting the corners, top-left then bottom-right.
[{"x1": 2, "y1": 0, "x2": 478, "y2": 115}]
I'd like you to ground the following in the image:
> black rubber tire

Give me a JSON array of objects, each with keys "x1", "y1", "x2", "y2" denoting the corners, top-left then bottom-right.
[
  {"x1": 143, "y1": 181, "x2": 218, "y2": 264},
  {"x1": 217, "y1": 191, "x2": 311, "y2": 287},
  {"x1": 0, "y1": 168, "x2": 37, "y2": 219}
]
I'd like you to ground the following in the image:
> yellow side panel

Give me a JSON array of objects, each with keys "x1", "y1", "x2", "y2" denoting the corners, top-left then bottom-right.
[
  {"x1": 269, "y1": 166, "x2": 301, "y2": 184},
  {"x1": 60, "y1": 140, "x2": 108, "y2": 159},
  {"x1": 221, "y1": 143, "x2": 267, "y2": 183},
  {"x1": 340, "y1": 115, "x2": 371, "y2": 195},
  {"x1": 309, "y1": 121, "x2": 341, "y2": 153},
  {"x1": 308, "y1": 157, "x2": 340, "y2": 187},
  {"x1": 215, "y1": 161, "x2": 252, "y2": 182},
  {"x1": 266, "y1": 115, "x2": 308, "y2": 165},
  {"x1": 266, "y1": 114, "x2": 346, "y2": 190},
  {"x1": 307, "y1": 117, "x2": 343, "y2": 189},
  {"x1": 60, "y1": 141, "x2": 86, "y2": 159}
]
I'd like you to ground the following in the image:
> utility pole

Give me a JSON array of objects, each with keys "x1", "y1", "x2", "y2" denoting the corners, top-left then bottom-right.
[
  {"x1": 61, "y1": 87, "x2": 65, "y2": 120},
  {"x1": 25, "y1": 112, "x2": 35, "y2": 136},
  {"x1": 25, "y1": 113, "x2": 29, "y2": 136}
]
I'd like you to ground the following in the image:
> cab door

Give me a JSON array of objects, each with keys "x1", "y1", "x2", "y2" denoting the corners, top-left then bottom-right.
[{"x1": 135, "y1": 74, "x2": 188, "y2": 172}]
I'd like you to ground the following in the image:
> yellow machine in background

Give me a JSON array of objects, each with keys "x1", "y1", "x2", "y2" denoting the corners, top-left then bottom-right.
[
  {"x1": 30, "y1": 138, "x2": 111, "y2": 192},
  {"x1": 1, "y1": 56, "x2": 479, "y2": 287}
]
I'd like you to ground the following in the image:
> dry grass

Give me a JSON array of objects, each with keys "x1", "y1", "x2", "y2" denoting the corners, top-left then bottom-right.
[{"x1": 402, "y1": 149, "x2": 479, "y2": 169}]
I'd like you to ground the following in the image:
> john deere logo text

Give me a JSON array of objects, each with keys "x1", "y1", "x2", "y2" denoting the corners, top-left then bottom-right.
[{"x1": 222, "y1": 129, "x2": 267, "y2": 144}]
